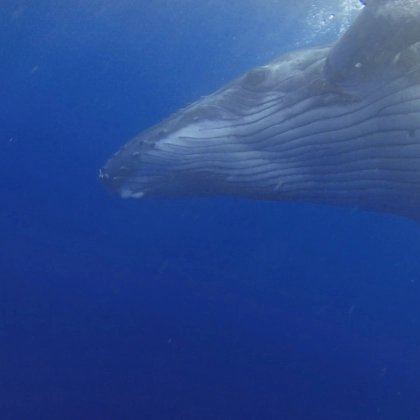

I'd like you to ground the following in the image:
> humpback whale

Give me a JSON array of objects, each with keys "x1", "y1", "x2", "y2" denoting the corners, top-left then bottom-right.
[{"x1": 100, "y1": 0, "x2": 420, "y2": 221}]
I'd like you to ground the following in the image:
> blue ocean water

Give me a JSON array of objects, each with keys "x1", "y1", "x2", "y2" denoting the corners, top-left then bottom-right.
[{"x1": 1, "y1": 1, "x2": 420, "y2": 419}]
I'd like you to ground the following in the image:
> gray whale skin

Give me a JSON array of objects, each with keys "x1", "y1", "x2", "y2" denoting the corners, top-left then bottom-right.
[{"x1": 100, "y1": 0, "x2": 420, "y2": 221}]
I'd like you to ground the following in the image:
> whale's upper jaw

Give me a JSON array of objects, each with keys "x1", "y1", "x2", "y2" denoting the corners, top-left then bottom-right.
[{"x1": 100, "y1": 0, "x2": 420, "y2": 221}]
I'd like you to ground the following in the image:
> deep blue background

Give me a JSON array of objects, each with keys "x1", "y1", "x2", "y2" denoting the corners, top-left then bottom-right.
[{"x1": 1, "y1": 1, "x2": 420, "y2": 419}]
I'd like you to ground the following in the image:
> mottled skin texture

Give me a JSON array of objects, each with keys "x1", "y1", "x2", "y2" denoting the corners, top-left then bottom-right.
[{"x1": 100, "y1": 0, "x2": 420, "y2": 220}]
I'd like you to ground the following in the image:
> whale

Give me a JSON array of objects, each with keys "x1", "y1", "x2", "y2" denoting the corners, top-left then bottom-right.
[{"x1": 99, "y1": 0, "x2": 420, "y2": 221}]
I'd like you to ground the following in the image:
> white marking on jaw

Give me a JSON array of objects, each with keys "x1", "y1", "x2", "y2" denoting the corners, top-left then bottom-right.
[
  {"x1": 131, "y1": 191, "x2": 145, "y2": 199},
  {"x1": 392, "y1": 53, "x2": 401, "y2": 65},
  {"x1": 120, "y1": 188, "x2": 145, "y2": 199}
]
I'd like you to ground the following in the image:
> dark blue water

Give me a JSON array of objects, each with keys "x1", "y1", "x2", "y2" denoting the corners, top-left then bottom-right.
[{"x1": 1, "y1": 1, "x2": 420, "y2": 419}]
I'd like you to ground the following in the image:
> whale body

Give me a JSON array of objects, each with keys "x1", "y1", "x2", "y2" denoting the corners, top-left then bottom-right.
[{"x1": 100, "y1": 0, "x2": 420, "y2": 221}]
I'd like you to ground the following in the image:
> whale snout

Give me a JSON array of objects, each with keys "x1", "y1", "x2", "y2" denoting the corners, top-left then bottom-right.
[
  {"x1": 99, "y1": 99, "x2": 238, "y2": 199},
  {"x1": 99, "y1": 148, "x2": 165, "y2": 199},
  {"x1": 98, "y1": 133, "x2": 162, "y2": 198},
  {"x1": 99, "y1": 127, "x2": 207, "y2": 200},
  {"x1": 98, "y1": 167, "x2": 145, "y2": 199}
]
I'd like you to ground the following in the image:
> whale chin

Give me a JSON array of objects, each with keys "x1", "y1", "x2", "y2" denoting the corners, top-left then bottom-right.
[{"x1": 100, "y1": 0, "x2": 420, "y2": 221}]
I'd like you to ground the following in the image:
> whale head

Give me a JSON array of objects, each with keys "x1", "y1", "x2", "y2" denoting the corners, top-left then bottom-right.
[
  {"x1": 100, "y1": 0, "x2": 420, "y2": 220},
  {"x1": 99, "y1": 46, "x2": 343, "y2": 202}
]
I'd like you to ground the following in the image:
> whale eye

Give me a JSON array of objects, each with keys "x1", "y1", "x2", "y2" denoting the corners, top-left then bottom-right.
[{"x1": 242, "y1": 67, "x2": 269, "y2": 87}]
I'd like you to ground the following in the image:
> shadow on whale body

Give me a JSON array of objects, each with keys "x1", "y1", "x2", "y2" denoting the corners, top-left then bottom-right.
[{"x1": 100, "y1": 0, "x2": 420, "y2": 221}]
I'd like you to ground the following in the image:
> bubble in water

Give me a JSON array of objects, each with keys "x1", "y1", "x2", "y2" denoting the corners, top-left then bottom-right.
[{"x1": 302, "y1": 0, "x2": 364, "y2": 45}]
